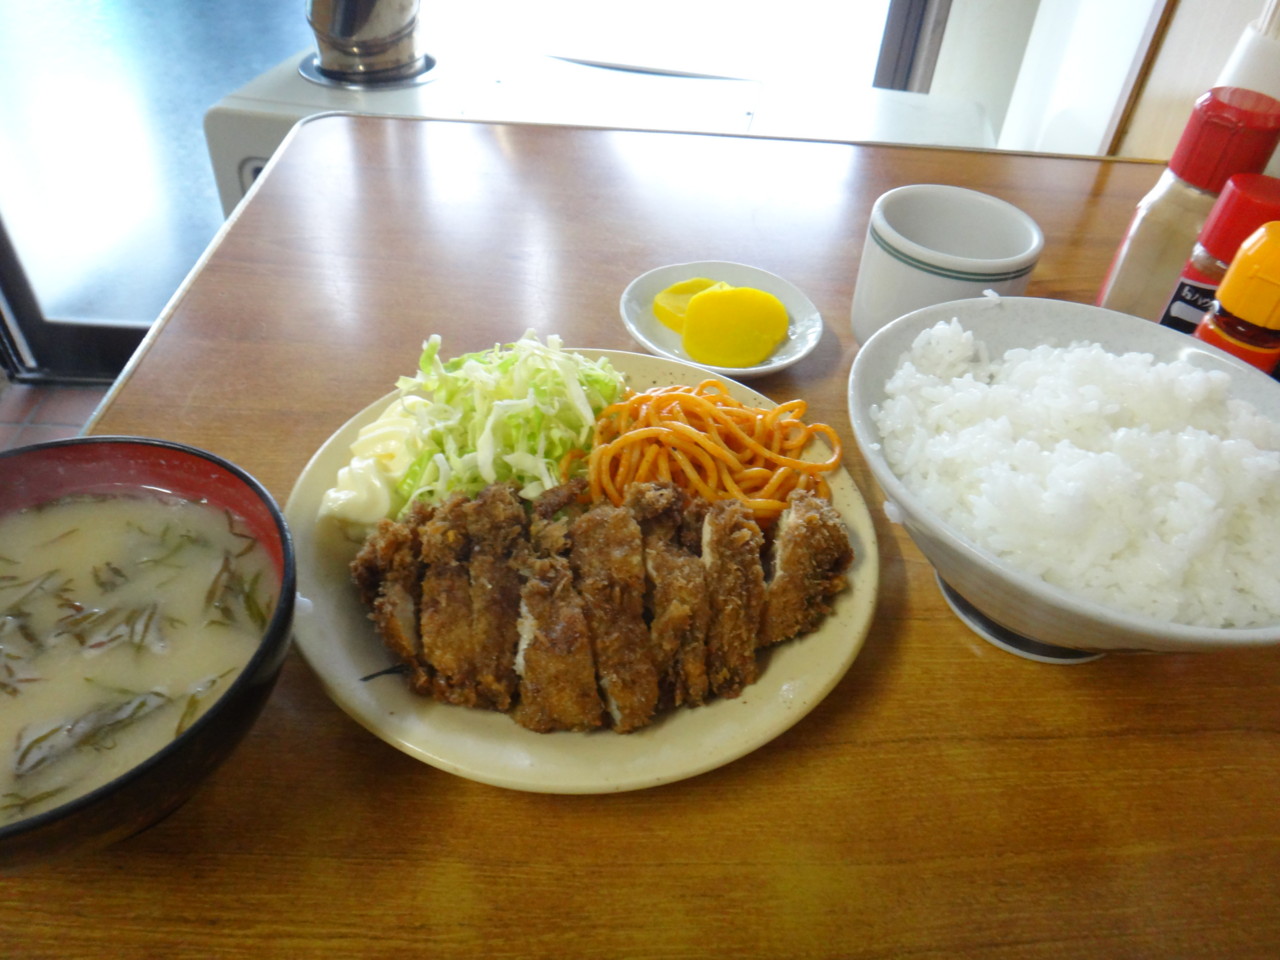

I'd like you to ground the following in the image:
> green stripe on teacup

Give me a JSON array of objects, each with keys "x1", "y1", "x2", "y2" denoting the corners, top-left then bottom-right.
[{"x1": 869, "y1": 223, "x2": 1035, "y2": 283}]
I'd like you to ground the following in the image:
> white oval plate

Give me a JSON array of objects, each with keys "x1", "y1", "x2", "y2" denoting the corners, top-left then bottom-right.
[
  {"x1": 285, "y1": 349, "x2": 878, "y2": 793},
  {"x1": 619, "y1": 261, "x2": 824, "y2": 378}
]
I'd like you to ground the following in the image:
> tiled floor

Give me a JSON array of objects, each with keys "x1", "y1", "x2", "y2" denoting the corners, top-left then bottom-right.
[{"x1": 0, "y1": 381, "x2": 109, "y2": 453}]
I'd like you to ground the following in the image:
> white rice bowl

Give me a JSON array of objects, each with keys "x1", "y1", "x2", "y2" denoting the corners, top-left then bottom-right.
[{"x1": 847, "y1": 296, "x2": 1280, "y2": 653}]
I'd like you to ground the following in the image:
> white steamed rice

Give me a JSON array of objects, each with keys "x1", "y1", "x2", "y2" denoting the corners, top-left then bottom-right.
[{"x1": 871, "y1": 318, "x2": 1280, "y2": 629}]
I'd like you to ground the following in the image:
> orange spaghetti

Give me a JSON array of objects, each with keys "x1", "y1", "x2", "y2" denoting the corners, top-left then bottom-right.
[{"x1": 579, "y1": 379, "x2": 842, "y2": 522}]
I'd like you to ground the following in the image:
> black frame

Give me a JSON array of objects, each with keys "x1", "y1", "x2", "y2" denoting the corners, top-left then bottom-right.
[
  {"x1": 0, "y1": 214, "x2": 145, "y2": 384},
  {"x1": 874, "y1": 0, "x2": 952, "y2": 93}
]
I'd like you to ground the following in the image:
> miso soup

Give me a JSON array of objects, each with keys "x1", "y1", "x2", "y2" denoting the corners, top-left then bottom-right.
[{"x1": 0, "y1": 492, "x2": 278, "y2": 825}]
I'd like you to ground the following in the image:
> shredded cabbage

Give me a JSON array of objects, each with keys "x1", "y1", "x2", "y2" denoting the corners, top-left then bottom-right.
[{"x1": 319, "y1": 331, "x2": 624, "y2": 525}]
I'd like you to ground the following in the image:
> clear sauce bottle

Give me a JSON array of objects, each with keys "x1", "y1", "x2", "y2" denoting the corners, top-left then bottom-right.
[
  {"x1": 1194, "y1": 221, "x2": 1280, "y2": 374},
  {"x1": 1097, "y1": 87, "x2": 1280, "y2": 321}
]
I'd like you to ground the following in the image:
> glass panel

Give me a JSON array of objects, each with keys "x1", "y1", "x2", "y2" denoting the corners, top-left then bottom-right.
[
  {"x1": 0, "y1": 0, "x2": 893, "y2": 372},
  {"x1": 0, "y1": 1, "x2": 312, "y2": 328}
]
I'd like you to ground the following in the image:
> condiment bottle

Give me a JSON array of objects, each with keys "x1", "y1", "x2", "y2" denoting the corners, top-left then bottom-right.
[
  {"x1": 1194, "y1": 221, "x2": 1280, "y2": 373},
  {"x1": 1158, "y1": 173, "x2": 1280, "y2": 333},
  {"x1": 1097, "y1": 87, "x2": 1280, "y2": 321}
]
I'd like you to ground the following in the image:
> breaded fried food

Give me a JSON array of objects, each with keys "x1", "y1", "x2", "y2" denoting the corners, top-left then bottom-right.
[
  {"x1": 678, "y1": 493, "x2": 710, "y2": 557},
  {"x1": 512, "y1": 555, "x2": 605, "y2": 732},
  {"x1": 351, "y1": 500, "x2": 434, "y2": 692},
  {"x1": 624, "y1": 482, "x2": 710, "y2": 708},
  {"x1": 462, "y1": 483, "x2": 526, "y2": 711},
  {"x1": 570, "y1": 502, "x2": 659, "y2": 732},
  {"x1": 528, "y1": 478, "x2": 588, "y2": 558},
  {"x1": 701, "y1": 498, "x2": 766, "y2": 699},
  {"x1": 511, "y1": 479, "x2": 605, "y2": 732},
  {"x1": 761, "y1": 489, "x2": 854, "y2": 647},
  {"x1": 418, "y1": 492, "x2": 486, "y2": 707},
  {"x1": 349, "y1": 476, "x2": 849, "y2": 734},
  {"x1": 350, "y1": 499, "x2": 432, "y2": 608}
]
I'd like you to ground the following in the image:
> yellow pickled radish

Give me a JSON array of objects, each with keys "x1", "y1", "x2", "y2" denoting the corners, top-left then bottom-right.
[
  {"x1": 653, "y1": 278, "x2": 730, "y2": 333},
  {"x1": 682, "y1": 285, "x2": 789, "y2": 367}
]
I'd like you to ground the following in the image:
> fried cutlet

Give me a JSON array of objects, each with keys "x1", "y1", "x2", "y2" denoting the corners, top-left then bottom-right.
[
  {"x1": 462, "y1": 483, "x2": 526, "y2": 711},
  {"x1": 624, "y1": 482, "x2": 710, "y2": 708},
  {"x1": 507, "y1": 479, "x2": 606, "y2": 731},
  {"x1": 570, "y1": 502, "x2": 659, "y2": 732},
  {"x1": 350, "y1": 500, "x2": 434, "y2": 692},
  {"x1": 701, "y1": 498, "x2": 766, "y2": 699},
  {"x1": 528, "y1": 478, "x2": 588, "y2": 558},
  {"x1": 351, "y1": 473, "x2": 848, "y2": 730},
  {"x1": 512, "y1": 554, "x2": 605, "y2": 733},
  {"x1": 678, "y1": 492, "x2": 710, "y2": 557},
  {"x1": 349, "y1": 498, "x2": 432, "y2": 608},
  {"x1": 760, "y1": 490, "x2": 854, "y2": 647},
  {"x1": 417, "y1": 492, "x2": 487, "y2": 708}
]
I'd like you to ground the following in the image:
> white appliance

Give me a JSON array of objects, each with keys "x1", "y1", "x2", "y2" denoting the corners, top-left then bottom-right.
[{"x1": 206, "y1": 40, "x2": 994, "y2": 216}]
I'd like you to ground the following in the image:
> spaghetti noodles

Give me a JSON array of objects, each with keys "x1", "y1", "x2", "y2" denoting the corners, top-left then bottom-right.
[{"x1": 580, "y1": 379, "x2": 842, "y2": 522}]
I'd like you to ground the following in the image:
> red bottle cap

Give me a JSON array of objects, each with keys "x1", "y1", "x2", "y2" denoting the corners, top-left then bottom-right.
[
  {"x1": 1168, "y1": 87, "x2": 1280, "y2": 194},
  {"x1": 1198, "y1": 173, "x2": 1280, "y2": 262}
]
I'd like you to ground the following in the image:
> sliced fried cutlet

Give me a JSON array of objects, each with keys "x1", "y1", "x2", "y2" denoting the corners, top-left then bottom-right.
[
  {"x1": 678, "y1": 493, "x2": 710, "y2": 557},
  {"x1": 533, "y1": 478, "x2": 589, "y2": 522},
  {"x1": 510, "y1": 478, "x2": 604, "y2": 731},
  {"x1": 570, "y1": 502, "x2": 659, "y2": 733},
  {"x1": 760, "y1": 490, "x2": 853, "y2": 647},
  {"x1": 371, "y1": 582, "x2": 435, "y2": 694},
  {"x1": 461, "y1": 483, "x2": 527, "y2": 711},
  {"x1": 512, "y1": 555, "x2": 605, "y2": 733},
  {"x1": 418, "y1": 492, "x2": 486, "y2": 708},
  {"x1": 351, "y1": 500, "x2": 435, "y2": 692},
  {"x1": 350, "y1": 498, "x2": 432, "y2": 607},
  {"x1": 624, "y1": 482, "x2": 710, "y2": 708},
  {"x1": 702, "y1": 498, "x2": 766, "y2": 699},
  {"x1": 350, "y1": 521, "x2": 395, "y2": 609},
  {"x1": 528, "y1": 478, "x2": 588, "y2": 558}
]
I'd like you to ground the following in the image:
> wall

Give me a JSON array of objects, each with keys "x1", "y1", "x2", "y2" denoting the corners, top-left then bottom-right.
[
  {"x1": 1118, "y1": 0, "x2": 1270, "y2": 160},
  {"x1": 931, "y1": 0, "x2": 1164, "y2": 155},
  {"x1": 930, "y1": 0, "x2": 1040, "y2": 137}
]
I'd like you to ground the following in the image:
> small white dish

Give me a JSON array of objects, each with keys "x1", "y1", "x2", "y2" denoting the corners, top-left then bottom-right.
[{"x1": 619, "y1": 260, "x2": 823, "y2": 378}]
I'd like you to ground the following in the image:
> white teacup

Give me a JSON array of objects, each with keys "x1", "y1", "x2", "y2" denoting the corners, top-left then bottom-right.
[{"x1": 851, "y1": 184, "x2": 1043, "y2": 344}]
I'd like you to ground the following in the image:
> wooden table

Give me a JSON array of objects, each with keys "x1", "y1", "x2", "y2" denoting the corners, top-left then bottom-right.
[{"x1": 8, "y1": 114, "x2": 1279, "y2": 958}]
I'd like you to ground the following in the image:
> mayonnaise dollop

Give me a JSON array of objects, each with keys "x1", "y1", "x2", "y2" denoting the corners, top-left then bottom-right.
[{"x1": 318, "y1": 395, "x2": 430, "y2": 525}]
